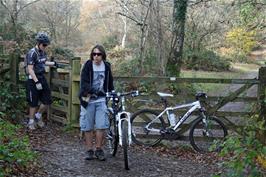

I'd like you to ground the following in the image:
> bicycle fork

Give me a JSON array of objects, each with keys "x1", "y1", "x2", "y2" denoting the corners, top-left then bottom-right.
[
  {"x1": 117, "y1": 111, "x2": 132, "y2": 146},
  {"x1": 199, "y1": 110, "x2": 211, "y2": 137}
]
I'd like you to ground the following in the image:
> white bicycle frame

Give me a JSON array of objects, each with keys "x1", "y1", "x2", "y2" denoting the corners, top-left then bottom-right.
[{"x1": 146, "y1": 100, "x2": 205, "y2": 132}]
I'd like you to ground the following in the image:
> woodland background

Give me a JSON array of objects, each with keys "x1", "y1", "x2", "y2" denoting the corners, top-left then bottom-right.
[
  {"x1": 0, "y1": 1, "x2": 266, "y2": 176},
  {"x1": 0, "y1": 0, "x2": 265, "y2": 76}
]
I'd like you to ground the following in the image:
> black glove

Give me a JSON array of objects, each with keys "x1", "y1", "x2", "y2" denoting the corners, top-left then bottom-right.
[
  {"x1": 35, "y1": 81, "x2": 43, "y2": 90},
  {"x1": 95, "y1": 90, "x2": 105, "y2": 96},
  {"x1": 54, "y1": 61, "x2": 58, "y2": 68}
]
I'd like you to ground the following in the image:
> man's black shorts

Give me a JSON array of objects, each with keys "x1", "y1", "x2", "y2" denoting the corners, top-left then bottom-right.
[{"x1": 26, "y1": 76, "x2": 52, "y2": 107}]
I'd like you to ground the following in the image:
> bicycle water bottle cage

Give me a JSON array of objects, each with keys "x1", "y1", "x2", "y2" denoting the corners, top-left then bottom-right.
[{"x1": 195, "y1": 92, "x2": 207, "y2": 100}]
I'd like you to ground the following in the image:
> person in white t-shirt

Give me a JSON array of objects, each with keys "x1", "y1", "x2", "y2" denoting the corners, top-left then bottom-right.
[{"x1": 79, "y1": 44, "x2": 114, "y2": 161}]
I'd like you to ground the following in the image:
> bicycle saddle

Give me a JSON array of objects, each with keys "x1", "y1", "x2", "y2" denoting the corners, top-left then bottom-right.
[
  {"x1": 157, "y1": 92, "x2": 174, "y2": 97},
  {"x1": 195, "y1": 92, "x2": 207, "y2": 100}
]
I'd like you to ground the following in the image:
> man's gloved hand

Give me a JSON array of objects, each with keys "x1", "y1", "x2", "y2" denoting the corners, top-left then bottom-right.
[
  {"x1": 35, "y1": 81, "x2": 43, "y2": 90},
  {"x1": 54, "y1": 61, "x2": 58, "y2": 68}
]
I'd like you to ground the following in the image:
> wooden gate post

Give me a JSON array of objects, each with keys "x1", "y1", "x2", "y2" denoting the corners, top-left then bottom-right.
[
  {"x1": 257, "y1": 67, "x2": 266, "y2": 143},
  {"x1": 258, "y1": 67, "x2": 266, "y2": 116},
  {"x1": 46, "y1": 63, "x2": 53, "y2": 120},
  {"x1": 68, "y1": 57, "x2": 81, "y2": 124}
]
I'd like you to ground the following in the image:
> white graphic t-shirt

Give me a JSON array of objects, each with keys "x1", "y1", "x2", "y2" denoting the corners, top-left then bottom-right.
[{"x1": 90, "y1": 61, "x2": 106, "y2": 103}]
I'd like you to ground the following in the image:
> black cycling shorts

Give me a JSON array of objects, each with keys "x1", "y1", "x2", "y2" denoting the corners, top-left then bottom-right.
[{"x1": 26, "y1": 76, "x2": 52, "y2": 107}]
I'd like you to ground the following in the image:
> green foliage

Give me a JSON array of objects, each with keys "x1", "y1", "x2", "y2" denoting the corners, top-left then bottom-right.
[
  {"x1": 0, "y1": 83, "x2": 26, "y2": 123},
  {"x1": 102, "y1": 35, "x2": 119, "y2": 50},
  {"x1": 52, "y1": 47, "x2": 75, "y2": 60},
  {"x1": 183, "y1": 49, "x2": 230, "y2": 71},
  {"x1": 0, "y1": 119, "x2": 37, "y2": 176},
  {"x1": 238, "y1": 1, "x2": 262, "y2": 27},
  {"x1": 216, "y1": 114, "x2": 266, "y2": 177},
  {"x1": 225, "y1": 27, "x2": 257, "y2": 62},
  {"x1": 113, "y1": 56, "x2": 140, "y2": 76}
]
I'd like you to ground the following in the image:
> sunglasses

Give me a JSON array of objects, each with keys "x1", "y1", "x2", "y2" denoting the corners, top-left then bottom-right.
[
  {"x1": 92, "y1": 52, "x2": 102, "y2": 57},
  {"x1": 42, "y1": 44, "x2": 48, "y2": 47}
]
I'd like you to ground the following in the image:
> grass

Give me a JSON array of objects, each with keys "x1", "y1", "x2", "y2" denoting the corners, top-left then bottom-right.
[
  {"x1": 180, "y1": 62, "x2": 260, "y2": 94},
  {"x1": 181, "y1": 62, "x2": 260, "y2": 79}
]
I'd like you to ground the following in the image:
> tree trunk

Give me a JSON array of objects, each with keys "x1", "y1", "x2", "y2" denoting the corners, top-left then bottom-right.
[
  {"x1": 155, "y1": 0, "x2": 164, "y2": 76},
  {"x1": 167, "y1": 0, "x2": 188, "y2": 77}
]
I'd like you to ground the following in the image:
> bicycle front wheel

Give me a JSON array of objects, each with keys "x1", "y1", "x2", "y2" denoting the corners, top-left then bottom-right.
[
  {"x1": 131, "y1": 109, "x2": 166, "y2": 146},
  {"x1": 189, "y1": 115, "x2": 228, "y2": 153},
  {"x1": 121, "y1": 120, "x2": 129, "y2": 170},
  {"x1": 106, "y1": 110, "x2": 119, "y2": 157}
]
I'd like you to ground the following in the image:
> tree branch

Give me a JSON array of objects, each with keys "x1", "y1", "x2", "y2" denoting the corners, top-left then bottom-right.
[
  {"x1": 117, "y1": 12, "x2": 145, "y2": 26},
  {"x1": 17, "y1": 0, "x2": 42, "y2": 14}
]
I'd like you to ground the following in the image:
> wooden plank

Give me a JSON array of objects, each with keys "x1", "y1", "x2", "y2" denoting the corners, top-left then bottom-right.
[
  {"x1": 114, "y1": 76, "x2": 259, "y2": 84},
  {"x1": 208, "y1": 82, "x2": 255, "y2": 114},
  {"x1": 72, "y1": 74, "x2": 80, "y2": 81},
  {"x1": 0, "y1": 67, "x2": 10, "y2": 75},
  {"x1": 51, "y1": 91, "x2": 69, "y2": 100},
  {"x1": 51, "y1": 78, "x2": 69, "y2": 87},
  {"x1": 51, "y1": 105, "x2": 68, "y2": 113},
  {"x1": 69, "y1": 57, "x2": 81, "y2": 123},
  {"x1": 207, "y1": 96, "x2": 257, "y2": 102},
  {"x1": 50, "y1": 114, "x2": 67, "y2": 124},
  {"x1": 0, "y1": 54, "x2": 9, "y2": 58}
]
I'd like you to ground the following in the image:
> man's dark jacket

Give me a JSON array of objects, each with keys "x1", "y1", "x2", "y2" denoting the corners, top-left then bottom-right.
[{"x1": 79, "y1": 60, "x2": 114, "y2": 108}]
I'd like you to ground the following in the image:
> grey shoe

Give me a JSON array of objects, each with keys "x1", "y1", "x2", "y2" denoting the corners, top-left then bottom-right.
[
  {"x1": 28, "y1": 120, "x2": 36, "y2": 130},
  {"x1": 85, "y1": 150, "x2": 94, "y2": 160},
  {"x1": 95, "y1": 149, "x2": 105, "y2": 161}
]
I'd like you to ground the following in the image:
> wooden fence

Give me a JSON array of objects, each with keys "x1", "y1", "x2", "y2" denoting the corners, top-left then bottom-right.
[
  {"x1": 45, "y1": 58, "x2": 266, "y2": 132},
  {"x1": 1, "y1": 54, "x2": 266, "y2": 140}
]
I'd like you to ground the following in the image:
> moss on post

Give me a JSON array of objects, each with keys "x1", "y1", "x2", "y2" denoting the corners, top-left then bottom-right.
[
  {"x1": 257, "y1": 67, "x2": 266, "y2": 144},
  {"x1": 68, "y1": 57, "x2": 81, "y2": 124}
]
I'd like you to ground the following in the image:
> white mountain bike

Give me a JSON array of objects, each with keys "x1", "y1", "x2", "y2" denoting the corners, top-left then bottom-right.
[{"x1": 106, "y1": 90, "x2": 139, "y2": 170}]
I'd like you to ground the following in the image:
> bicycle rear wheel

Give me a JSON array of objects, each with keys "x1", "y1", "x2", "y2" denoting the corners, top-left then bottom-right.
[
  {"x1": 131, "y1": 109, "x2": 166, "y2": 146},
  {"x1": 107, "y1": 110, "x2": 119, "y2": 156},
  {"x1": 189, "y1": 116, "x2": 228, "y2": 153},
  {"x1": 121, "y1": 120, "x2": 129, "y2": 170}
]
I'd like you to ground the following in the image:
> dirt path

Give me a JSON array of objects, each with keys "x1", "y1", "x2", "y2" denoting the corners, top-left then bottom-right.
[
  {"x1": 25, "y1": 43, "x2": 265, "y2": 177},
  {"x1": 27, "y1": 122, "x2": 221, "y2": 177}
]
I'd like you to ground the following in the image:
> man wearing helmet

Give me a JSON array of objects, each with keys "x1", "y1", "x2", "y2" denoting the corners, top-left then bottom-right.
[{"x1": 25, "y1": 32, "x2": 58, "y2": 130}]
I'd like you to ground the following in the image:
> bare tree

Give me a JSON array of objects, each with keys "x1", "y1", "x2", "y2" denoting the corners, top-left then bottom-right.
[
  {"x1": 117, "y1": 0, "x2": 154, "y2": 74},
  {"x1": 0, "y1": 0, "x2": 41, "y2": 44},
  {"x1": 31, "y1": 0, "x2": 81, "y2": 47}
]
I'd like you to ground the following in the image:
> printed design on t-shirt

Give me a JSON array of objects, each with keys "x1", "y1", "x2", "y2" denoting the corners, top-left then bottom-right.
[{"x1": 92, "y1": 71, "x2": 105, "y2": 93}]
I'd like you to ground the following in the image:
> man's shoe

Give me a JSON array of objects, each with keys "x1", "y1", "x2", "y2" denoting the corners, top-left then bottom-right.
[
  {"x1": 85, "y1": 150, "x2": 94, "y2": 160},
  {"x1": 35, "y1": 118, "x2": 45, "y2": 128},
  {"x1": 28, "y1": 120, "x2": 36, "y2": 130},
  {"x1": 95, "y1": 149, "x2": 105, "y2": 161}
]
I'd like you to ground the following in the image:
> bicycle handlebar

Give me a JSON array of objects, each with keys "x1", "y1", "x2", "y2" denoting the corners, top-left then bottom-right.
[{"x1": 106, "y1": 90, "x2": 139, "y2": 98}]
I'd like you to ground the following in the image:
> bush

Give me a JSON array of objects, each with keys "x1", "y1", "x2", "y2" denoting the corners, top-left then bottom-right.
[
  {"x1": 225, "y1": 27, "x2": 257, "y2": 63},
  {"x1": 0, "y1": 119, "x2": 37, "y2": 176},
  {"x1": 215, "y1": 114, "x2": 266, "y2": 177},
  {"x1": 102, "y1": 35, "x2": 119, "y2": 50},
  {"x1": 183, "y1": 49, "x2": 231, "y2": 71},
  {"x1": 0, "y1": 83, "x2": 26, "y2": 123},
  {"x1": 52, "y1": 47, "x2": 75, "y2": 61}
]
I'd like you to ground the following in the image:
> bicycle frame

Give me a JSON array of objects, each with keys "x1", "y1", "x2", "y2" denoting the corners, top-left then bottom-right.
[
  {"x1": 107, "y1": 91, "x2": 139, "y2": 146},
  {"x1": 146, "y1": 100, "x2": 205, "y2": 132},
  {"x1": 117, "y1": 111, "x2": 132, "y2": 145}
]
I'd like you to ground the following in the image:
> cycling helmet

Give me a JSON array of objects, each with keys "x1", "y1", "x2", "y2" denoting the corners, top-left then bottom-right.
[{"x1": 35, "y1": 32, "x2": 50, "y2": 44}]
